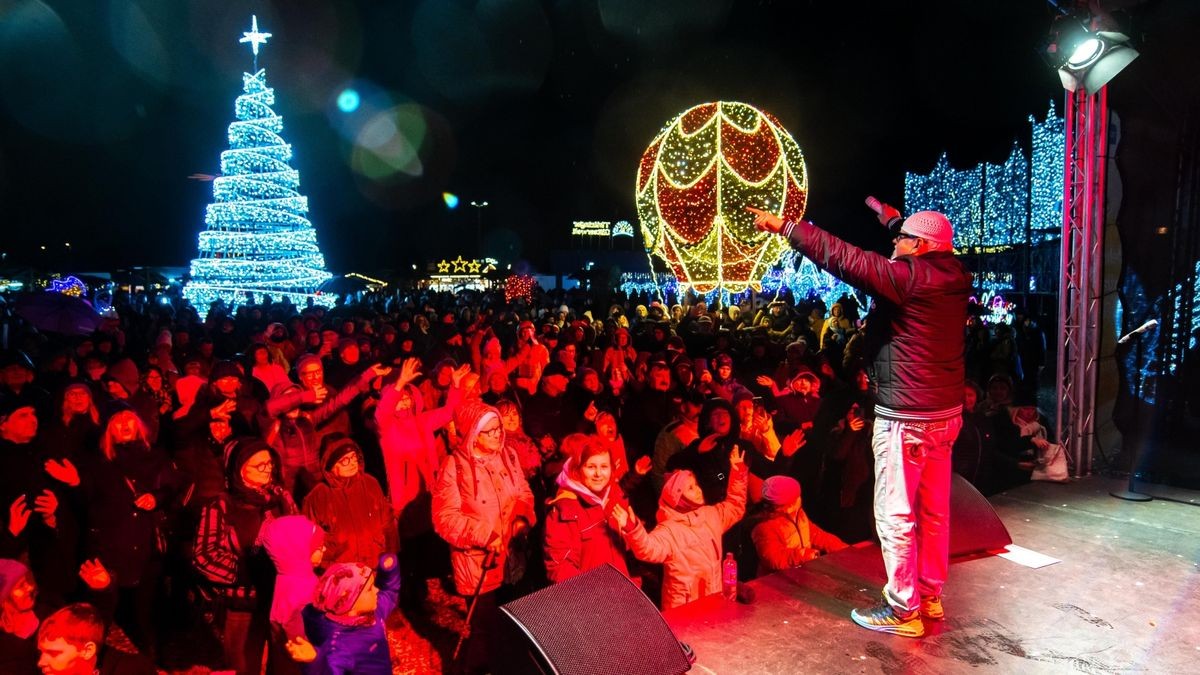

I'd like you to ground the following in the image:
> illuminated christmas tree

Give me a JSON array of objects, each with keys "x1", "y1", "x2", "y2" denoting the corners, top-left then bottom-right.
[{"x1": 184, "y1": 16, "x2": 334, "y2": 313}]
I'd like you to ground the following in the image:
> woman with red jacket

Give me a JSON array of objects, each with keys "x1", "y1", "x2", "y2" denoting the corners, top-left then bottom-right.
[{"x1": 542, "y1": 434, "x2": 642, "y2": 584}]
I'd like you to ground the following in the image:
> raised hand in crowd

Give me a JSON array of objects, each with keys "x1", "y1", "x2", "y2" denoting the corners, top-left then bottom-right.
[
  {"x1": 7, "y1": 494, "x2": 31, "y2": 537},
  {"x1": 79, "y1": 558, "x2": 112, "y2": 590},
  {"x1": 133, "y1": 492, "x2": 156, "y2": 511},
  {"x1": 611, "y1": 502, "x2": 634, "y2": 530},
  {"x1": 44, "y1": 457, "x2": 80, "y2": 486},
  {"x1": 730, "y1": 444, "x2": 746, "y2": 471},
  {"x1": 33, "y1": 489, "x2": 59, "y2": 528},
  {"x1": 450, "y1": 363, "x2": 472, "y2": 388},
  {"x1": 781, "y1": 429, "x2": 807, "y2": 457},
  {"x1": 634, "y1": 455, "x2": 652, "y2": 476},
  {"x1": 393, "y1": 357, "x2": 423, "y2": 390}
]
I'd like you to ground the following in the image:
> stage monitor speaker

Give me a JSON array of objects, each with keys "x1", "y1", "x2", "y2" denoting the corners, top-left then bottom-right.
[
  {"x1": 495, "y1": 564, "x2": 692, "y2": 675},
  {"x1": 950, "y1": 471, "x2": 1012, "y2": 556}
]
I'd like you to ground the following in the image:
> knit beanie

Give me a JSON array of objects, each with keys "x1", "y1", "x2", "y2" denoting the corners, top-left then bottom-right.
[
  {"x1": 0, "y1": 398, "x2": 35, "y2": 423},
  {"x1": 660, "y1": 470, "x2": 698, "y2": 510},
  {"x1": 0, "y1": 559, "x2": 30, "y2": 603},
  {"x1": 294, "y1": 353, "x2": 322, "y2": 373},
  {"x1": 454, "y1": 400, "x2": 501, "y2": 453},
  {"x1": 313, "y1": 562, "x2": 375, "y2": 615},
  {"x1": 209, "y1": 359, "x2": 243, "y2": 383},
  {"x1": 761, "y1": 476, "x2": 802, "y2": 507},
  {"x1": 104, "y1": 358, "x2": 140, "y2": 396},
  {"x1": 321, "y1": 433, "x2": 360, "y2": 472},
  {"x1": 899, "y1": 211, "x2": 954, "y2": 246}
]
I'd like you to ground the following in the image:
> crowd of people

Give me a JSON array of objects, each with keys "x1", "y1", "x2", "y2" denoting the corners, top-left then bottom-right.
[{"x1": 0, "y1": 280, "x2": 1048, "y2": 673}]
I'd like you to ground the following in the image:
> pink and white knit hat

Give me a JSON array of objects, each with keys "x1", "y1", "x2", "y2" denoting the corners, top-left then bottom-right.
[{"x1": 900, "y1": 211, "x2": 954, "y2": 246}]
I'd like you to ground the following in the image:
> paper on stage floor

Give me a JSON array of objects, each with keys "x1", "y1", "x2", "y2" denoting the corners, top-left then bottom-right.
[{"x1": 996, "y1": 544, "x2": 1061, "y2": 568}]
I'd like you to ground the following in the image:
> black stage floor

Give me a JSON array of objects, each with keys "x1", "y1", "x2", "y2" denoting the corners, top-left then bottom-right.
[{"x1": 663, "y1": 477, "x2": 1200, "y2": 674}]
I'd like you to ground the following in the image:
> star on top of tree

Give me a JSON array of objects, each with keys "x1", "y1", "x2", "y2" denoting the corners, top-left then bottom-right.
[{"x1": 240, "y1": 15, "x2": 272, "y2": 57}]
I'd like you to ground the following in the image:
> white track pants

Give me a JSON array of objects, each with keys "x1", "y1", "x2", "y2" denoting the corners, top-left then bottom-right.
[{"x1": 871, "y1": 416, "x2": 962, "y2": 613}]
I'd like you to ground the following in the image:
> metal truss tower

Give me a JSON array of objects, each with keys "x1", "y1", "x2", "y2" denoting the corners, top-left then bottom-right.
[{"x1": 1055, "y1": 86, "x2": 1108, "y2": 477}]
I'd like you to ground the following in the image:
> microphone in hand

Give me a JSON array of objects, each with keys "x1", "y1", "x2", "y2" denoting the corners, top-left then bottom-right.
[{"x1": 865, "y1": 195, "x2": 901, "y2": 228}]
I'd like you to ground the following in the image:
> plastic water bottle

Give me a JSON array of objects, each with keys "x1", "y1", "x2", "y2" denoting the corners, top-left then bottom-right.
[{"x1": 722, "y1": 552, "x2": 738, "y2": 601}]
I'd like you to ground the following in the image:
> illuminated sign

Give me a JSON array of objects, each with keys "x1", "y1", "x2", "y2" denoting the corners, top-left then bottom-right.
[
  {"x1": 433, "y1": 256, "x2": 496, "y2": 275},
  {"x1": 572, "y1": 221, "x2": 611, "y2": 237}
]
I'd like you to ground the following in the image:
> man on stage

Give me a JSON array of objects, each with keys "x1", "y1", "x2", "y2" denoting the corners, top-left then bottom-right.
[{"x1": 748, "y1": 201, "x2": 971, "y2": 638}]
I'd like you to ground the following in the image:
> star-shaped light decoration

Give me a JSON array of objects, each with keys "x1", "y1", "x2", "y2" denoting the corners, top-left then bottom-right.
[
  {"x1": 436, "y1": 260, "x2": 451, "y2": 273},
  {"x1": 451, "y1": 256, "x2": 468, "y2": 273},
  {"x1": 468, "y1": 260, "x2": 482, "y2": 274},
  {"x1": 240, "y1": 15, "x2": 272, "y2": 57}
]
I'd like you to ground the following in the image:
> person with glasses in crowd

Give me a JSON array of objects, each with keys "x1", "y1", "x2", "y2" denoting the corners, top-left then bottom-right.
[
  {"x1": 433, "y1": 401, "x2": 535, "y2": 675},
  {"x1": 302, "y1": 434, "x2": 396, "y2": 567},
  {"x1": 192, "y1": 438, "x2": 296, "y2": 674},
  {"x1": 749, "y1": 198, "x2": 971, "y2": 638}
]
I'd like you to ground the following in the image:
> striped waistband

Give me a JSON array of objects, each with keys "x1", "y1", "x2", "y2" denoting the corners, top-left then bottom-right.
[{"x1": 874, "y1": 403, "x2": 962, "y2": 423}]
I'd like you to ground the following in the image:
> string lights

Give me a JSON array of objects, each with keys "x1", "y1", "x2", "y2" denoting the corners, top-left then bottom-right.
[
  {"x1": 904, "y1": 102, "x2": 1064, "y2": 251},
  {"x1": 184, "y1": 17, "x2": 334, "y2": 314},
  {"x1": 49, "y1": 275, "x2": 87, "y2": 297},
  {"x1": 1030, "y1": 102, "x2": 1065, "y2": 243},
  {"x1": 505, "y1": 274, "x2": 537, "y2": 303},
  {"x1": 636, "y1": 101, "x2": 808, "y2": 293}
]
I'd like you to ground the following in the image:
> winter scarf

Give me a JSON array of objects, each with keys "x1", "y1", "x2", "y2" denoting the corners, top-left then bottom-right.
[{"x1": 555, "y1": 459, "x2": 611, "y2": 509}]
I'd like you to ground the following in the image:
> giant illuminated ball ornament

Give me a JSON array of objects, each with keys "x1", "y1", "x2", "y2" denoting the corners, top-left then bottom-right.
[{"x1": 636, "y1": 101, "x2": 808, "y2": 293}]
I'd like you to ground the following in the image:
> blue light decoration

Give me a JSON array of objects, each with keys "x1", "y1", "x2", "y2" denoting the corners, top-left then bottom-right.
[
  {"x1": 905, "y1": 102, "x2": 1064, "y2": 250},
  {"x1": 760, "y1": 250, "x2": 866, "y2": 310},
  {"x1": 619, "y1": 273, "x2": 677, "y2": 297},
  {"x1": 337, "y1": 88, "x2": 361, "y2": 113},
  {"x1": 611, "y1": 220, "x2": 635, "y2": 238},
  {"x1": 48, "y1": 275, "x2": 88, "y2": 297},
  {"x1": 1030, "y1": 102, "x2": 1065, "y2": 244},
  {"x1": 184, "y1": 16, "x2": 335, "y2": 314}
]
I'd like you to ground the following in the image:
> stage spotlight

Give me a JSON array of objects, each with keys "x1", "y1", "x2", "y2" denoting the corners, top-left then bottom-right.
[{"x1": 1043, "y1": 14, "x2": 1138, "y2": 93}]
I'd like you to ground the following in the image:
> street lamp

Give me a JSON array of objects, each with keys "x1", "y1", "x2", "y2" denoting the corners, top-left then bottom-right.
[{"x1": 469, "y1": 200, "x2": 489, "y2": 258}]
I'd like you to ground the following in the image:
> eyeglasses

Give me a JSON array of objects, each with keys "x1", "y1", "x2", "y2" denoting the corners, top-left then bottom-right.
[
  {"x1": 336, "y1": 454, "x2": 358, "y2": 467},
  {"x1": 300, "y1": 368, "x2": 323, "y2": 376},
  {"x1": 248, "y1": 460, "x2": 274, "y2": 472},
  {"x1": 893, "y1": 233, "x2": 920, "y2": 243},
  {"x1": 480, "y1": 426, "x2": 503, "y2": 436}
]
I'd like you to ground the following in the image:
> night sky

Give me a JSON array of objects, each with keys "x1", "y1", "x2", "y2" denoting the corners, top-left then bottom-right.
[{"x1": 0, "y1": 0, "x2": 1064, "y2": 274}]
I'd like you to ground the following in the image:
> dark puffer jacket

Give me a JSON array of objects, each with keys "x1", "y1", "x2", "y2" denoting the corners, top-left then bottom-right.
[
  {"x1": 786, "y1": 221, "x2": 971, "y2": 419},
  {"x1": 302, "y1": 436, "x2": 396, "y2": 566}
]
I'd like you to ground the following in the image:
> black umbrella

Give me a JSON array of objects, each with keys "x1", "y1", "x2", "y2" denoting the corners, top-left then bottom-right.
[{"x1": 13, "y1": 292, "x2": 102, "y2": 336}]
